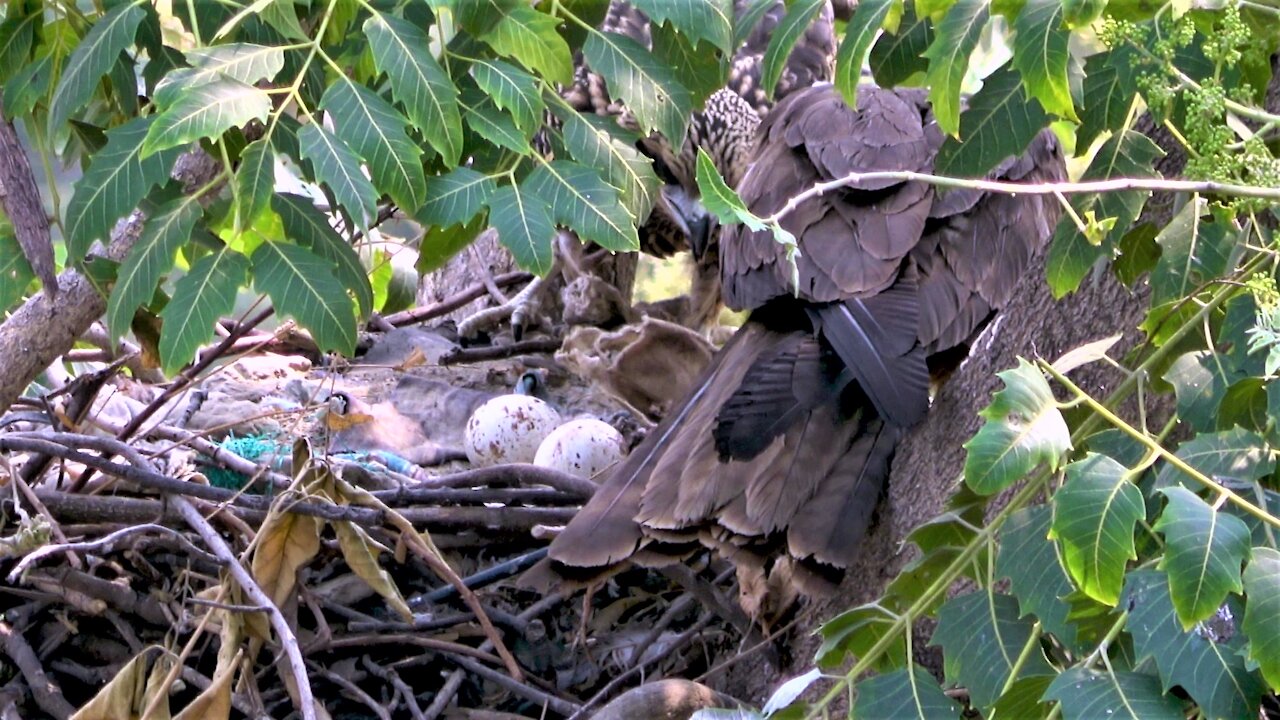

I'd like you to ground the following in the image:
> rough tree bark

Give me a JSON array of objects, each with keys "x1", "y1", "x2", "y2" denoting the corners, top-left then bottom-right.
[
  {"x1": 714, "y1": 52, "x2": 1280, "y2": 705},
  {"x1": 0, "y1": 152, "x2": 220, "y2": 414}
]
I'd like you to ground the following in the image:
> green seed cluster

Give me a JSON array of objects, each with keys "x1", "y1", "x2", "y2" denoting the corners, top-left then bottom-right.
[
  {"x1": 1111, "y1": 3, "x2": 1279, "y2": 211},
  {"x1": 1202, "y1": 2, "x2": 1248, "y2": 67}
]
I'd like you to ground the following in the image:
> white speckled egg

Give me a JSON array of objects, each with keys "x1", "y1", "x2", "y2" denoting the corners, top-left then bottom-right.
[
  {"x1": 464, "y1": 395, "x2": 562, "y2": 466},
  {"x1": 533, "y1": 418, "x2": 625, "y2": 481}
]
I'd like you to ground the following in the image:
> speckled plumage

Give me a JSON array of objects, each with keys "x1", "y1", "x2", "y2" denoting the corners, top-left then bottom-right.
[{"x1": 564, "y1": 1, "x2": 836, "y2": 327}]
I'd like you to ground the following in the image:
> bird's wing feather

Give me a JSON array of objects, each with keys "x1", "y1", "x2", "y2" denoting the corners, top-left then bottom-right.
[{"x1": 808, "y1": 269, "x2": 930, "y2": 427}]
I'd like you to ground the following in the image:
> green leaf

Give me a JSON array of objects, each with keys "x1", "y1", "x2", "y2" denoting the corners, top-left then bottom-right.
[
  {"x1": 479, "y1": 7, "x2": 572, "y2": 85},
  {"x1": 298, "y1": 122, "x2": 378, "y2": 229},
  {"x1": 732, "y1": 0, "x2": 775, "y2": 49},
  {"x1": 1076, "y1": 45, "x2": 1141, "y2": 153},
  {"x1": 557, "y1": 109, "x2": 659, "y2": 221},
  {"x1": 64, "y1": 117, "x2": 183, "y2": 264},
  {"x1": 235, "y1": 138, "x2": 274, "y2": 227},
  {"x1": 1050, "y1": 453, "x2": 1145, "y2": 606},
  {"x1": 934, "y1": 63, "x2": 1050, "y2": 177},
  {"x1": 251, "y1": 241, "x2": 357, "y2": 355},
  {"x1": 416, "y1": 215, "x2": 486, "y2": 275},
  {"x1": 4, "y1": 48, "x2": 53, "y2": 117},
  {"x1": 1124, "y1": 569, "x2": 1263, "y2": 719},
  {"x1": 869, "y1": 2, "x2": 931, "y2": 86},
  {"x1": 631, "y1": 0, "x2": 733, "y2": 53},
  {"x1": 417, "y1": 168, "x2": 497, "y2": 228},
  {"x1": 1154, "y1": 486, "x2": 1252, "y2": 628},
  {"x1": 470, "y1": 58, "x2": 543, "y2": 134},
  {"x1": 1062, "y1": 0, "x2": 1106, "y2": 27},
  {"x1": 1153, "y1": 427, "x2": 1273, "y2": 490},
  {"x1": 852, "y1": 665, "x2": 962, "y2": 719},
  {"x1": 153, "y1": 42, "x2": 284, "y2": 107},
  {"x1": 48, "y1": 4, "x2": 145, "y2": 135},
  {"x1": 922, "y1": 0, "x2": 989, "y2": 137},
  {"x1": 0, "y1": 231, "x2": 35, "y2": 309},
  {"x1": 760, "y1": 0, "x2": 826, "y2": 102},
  {"x1": 1243, "y1": 547, "x2": 1280, "y2": 691},
  {"x1": 1151, "y1": 198, "x2": 1239, "y2": 306},
  {"x1": 365, "y1": 14, "x2": 462, "y2": 166},
  {"x1": 883, "y1": 546, "x2": 967, "y2": 615},
  {"x1": 0, "y1": 10, "x2": 40, "y2": 86},
  {"x1": 649, "y1": 22, "x2": 727, "y2": 107},
  {"x1": 271, "y1": 194, "x2": 373, "y2": 318},
  {"x1": 487, "y1": 185, "x2": 555, "y2": 275},
  {"x1": 258, "y1": 0, "x2": 308, "y2": 41},
  {"x1": 932, "y1": 592, "x2": 1053, "y2": 709},
  {"x1": 159, "y1": 250, "x2": 249, "y2": 373},
  {"x1": 815, "y1": 605, "x2": 906, "y2": 673},
  {"x1": 696, "y1": 148, "x2": 766, "y2": 231},
  {"x1": 141, "y1": 78, "x2": 272, "y2": 157},
  {"x1": 988, "y1": 675, "x2": 1055, "y2": 720},
  {"x1": 963, "y1": 359, "x2": 1071, "y2": 495},
  {"x1": 1045, "y1": 130, "x2": 1163, "y2": 297},
  {"x1": 998, "y1": 506, "x2": 1079, "y2": 648},
  {"x1": 460, "y1": 87, "x2": 532, "y2": 154},
  {"x1": 583, "y1": 31, "x2": 692, "y2": 146},
  {"x1": 886, "y1": 506, "x2": 987, "y2": 614},
  {"x1": 1010, "y1": 0, "x2": 1077, "y2": 121},
  {"x1": 109, "y1": 50, "x2": 138, "y2": 117},
  {"x1": 107, "y1": 197, "x2": 202, "y2": 343},
  {"x1": 321, "y1": 78, "x2": 426, "y2": 213},
  {"x1": 525, "y1": 160, "x2": 638, "y2": 252},
  {"x1": 834, "y1": 0, "x2": 897, "y2": 108},
  {"x1": 455, "y1": 0, "x2": 519, "y2": 36},
  {"x1": 1112, "y1": 223, "x2": 1160, "y2": 288},
  {"x1": 1043, "y1": 668, "x2": 1183, "y2": 720},
  {"x1": 1160, "y1": 351, "x2": 1238, "y2": 434}
]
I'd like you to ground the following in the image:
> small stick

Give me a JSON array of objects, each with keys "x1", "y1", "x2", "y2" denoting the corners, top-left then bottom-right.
[
  {"x1": 171, "y1": 496, "x2": 318, "y2": 720},
  {"x1": 381, "y1": 272, "x2": 534, "y2": 328},
  {"x1": 438, "y1": 337, "x2": 562, "y2": 365}
]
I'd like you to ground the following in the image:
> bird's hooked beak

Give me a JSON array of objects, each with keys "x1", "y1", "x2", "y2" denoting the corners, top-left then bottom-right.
[{"x1": 659, "y1": 184, "x2": 714, "y2": 261}]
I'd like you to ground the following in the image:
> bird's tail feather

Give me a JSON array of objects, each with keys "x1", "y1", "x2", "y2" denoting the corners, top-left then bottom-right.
[{"x1": 528, "y1": 321, "x2": 786, "y2": 587}]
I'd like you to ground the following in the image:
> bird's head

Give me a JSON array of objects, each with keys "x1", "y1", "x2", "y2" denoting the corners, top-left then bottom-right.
[
  {"x1": 657, "y1": 184, "x2": 714, "y2": 261},
  {"x1": 641, "y1": 88, "x2": 761, "y2": 261}
]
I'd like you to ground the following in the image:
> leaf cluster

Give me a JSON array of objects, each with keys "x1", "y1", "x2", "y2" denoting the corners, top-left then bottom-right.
[{"x1": 0, "y1": 0, "x2": 793, "y2": 373}]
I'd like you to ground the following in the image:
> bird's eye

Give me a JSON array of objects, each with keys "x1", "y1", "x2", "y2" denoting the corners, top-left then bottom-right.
[{"x1": 649, "y1": 154, "x2": 680, "y2": 185}]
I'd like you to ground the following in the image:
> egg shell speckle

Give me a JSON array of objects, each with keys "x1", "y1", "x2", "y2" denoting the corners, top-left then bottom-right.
[
  {"x1": 533, "y1": 418, "x2": 625, "y2": 481},
  {"x1": 464, "y1": 395, "x2": 562, "y2": 466}
]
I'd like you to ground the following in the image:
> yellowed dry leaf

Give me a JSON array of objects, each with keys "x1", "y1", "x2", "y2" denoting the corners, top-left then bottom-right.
[
  {"x1": 333, "y1": 520, "x2": 413, "y2": 621},
  {"x1": 71, "y1": 648, "x2": 172, "y2": 720},
  {"x1": 222, "y1": 571, "x2": 269, "y2": 642},
  {"x1": 1051, "y1": 334, "x2": 1123, "y2": 374},
  {"x1": 173, "y1": 649, "x2": 239, "y2": 720},
  {"x1": 249, "y1": 510, "x2": 321, "y2": 612}
]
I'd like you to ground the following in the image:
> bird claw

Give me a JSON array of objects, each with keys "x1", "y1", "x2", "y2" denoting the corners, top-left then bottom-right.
[{"x1": 457, "y1": 276, "x2": 547, "y2": 342}]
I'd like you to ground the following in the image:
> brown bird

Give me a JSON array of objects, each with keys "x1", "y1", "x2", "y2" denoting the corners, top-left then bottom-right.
[
  {"x1": 562, "y1": 0, "x2": 837, "y2": 329},
  {"x1": 463, "y1": 2, "x2": 836, "y2": 339},
  {"x1": 531, "y1": 83, "x2": 1065, "y2": 622}
]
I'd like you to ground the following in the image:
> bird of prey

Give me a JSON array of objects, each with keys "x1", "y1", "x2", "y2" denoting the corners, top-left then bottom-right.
[
  {"x1": 463, "y1": 1, "x2": 836, "y2": 338},
  {"x1": 531, "y1": 83, "x2": 1066, "y2": 622},
  {"x1": 599, "y1": 0, "x2": 837, "y2": 328}
]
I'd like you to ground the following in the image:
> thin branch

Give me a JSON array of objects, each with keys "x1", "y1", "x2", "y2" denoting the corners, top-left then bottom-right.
[
  {"x1": 763, "y1": 172, "x2": 1280, "y2": 225},
  {"x1": 6, "y1": 523, "x2": 208, "y2": 582},
  {"x1": 170, "y1": 495, "x2": 318, "y2": 720}
]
